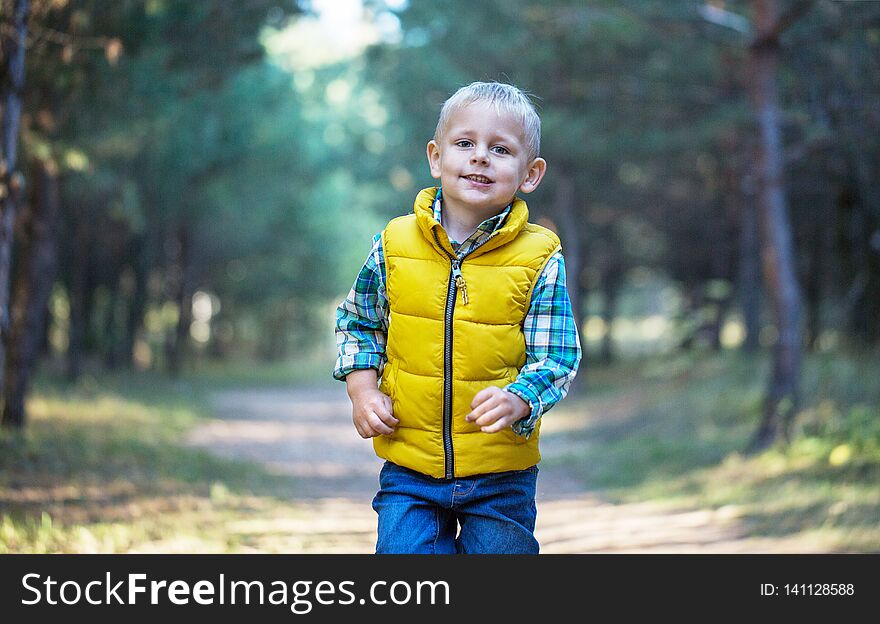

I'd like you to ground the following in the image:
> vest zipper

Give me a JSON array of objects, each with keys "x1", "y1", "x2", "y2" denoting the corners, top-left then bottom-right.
[
  {"x1": 451, "y1": 261, "x2": 468, "y2": 305},
  {"x1": 433, "y1": 229, "x2": 461, "y2": 479}
]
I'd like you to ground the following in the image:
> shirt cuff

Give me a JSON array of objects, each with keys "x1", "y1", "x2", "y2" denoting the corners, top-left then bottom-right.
[
  {"x1": 333, "y1": 354, "x2": 384, "y2": 381},
  {"x1": 504, "y1": 383, "x2": 543, "y2": 438}
]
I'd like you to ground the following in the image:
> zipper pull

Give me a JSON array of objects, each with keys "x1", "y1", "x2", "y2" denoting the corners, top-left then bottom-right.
[{"x1": 451, "y1": 260, "x2": 469, "y2": 305}]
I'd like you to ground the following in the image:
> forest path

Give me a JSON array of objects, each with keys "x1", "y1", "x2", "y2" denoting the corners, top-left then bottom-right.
[{"x1": 184, "y1": 383, "x2": 824, "y2": 553}]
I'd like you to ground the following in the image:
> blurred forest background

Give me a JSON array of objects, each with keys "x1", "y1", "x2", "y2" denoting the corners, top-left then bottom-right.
[{"x1": 0, "y1": 0, "x2": 878, "y2": 553}]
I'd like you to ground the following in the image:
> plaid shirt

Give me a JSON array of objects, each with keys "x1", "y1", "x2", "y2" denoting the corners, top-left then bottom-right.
[{"x1": 334, "y1": 188, "x2": 581, "y2": 437}]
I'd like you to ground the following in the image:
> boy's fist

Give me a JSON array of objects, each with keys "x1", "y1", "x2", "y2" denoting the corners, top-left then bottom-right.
[
  {"x1": 466, "y1": 386, "x2": 530, "y2": 433},
  {"x1": 345, "y1": 369, "x2": 398, "y2": 438},
  {"x1": 351, "y1": 388, "x2": 397, "y2": 438}
]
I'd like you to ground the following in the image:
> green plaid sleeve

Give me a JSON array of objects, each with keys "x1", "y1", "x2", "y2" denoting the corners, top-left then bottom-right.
[
  {"x1": 505, "y1": 252, "x2": 582, "y2": 437},
  {"x1": 333, "y1": 233, "x2": 388, "y2": 380}
]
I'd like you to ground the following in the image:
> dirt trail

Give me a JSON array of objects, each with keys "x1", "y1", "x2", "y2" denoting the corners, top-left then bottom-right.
[{"x1": 184, "y1": 383, "x2": 824, "y2": 553}]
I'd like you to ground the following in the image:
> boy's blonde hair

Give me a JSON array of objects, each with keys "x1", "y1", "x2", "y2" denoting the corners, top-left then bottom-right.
[{"x1": 434, "y1": 81, "x2": 541, "y2": 162}]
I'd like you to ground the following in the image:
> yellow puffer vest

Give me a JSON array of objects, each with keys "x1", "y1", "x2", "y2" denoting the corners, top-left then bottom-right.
[{"x1": 375, "y1": 187, "x2": 561, "y2": 478}]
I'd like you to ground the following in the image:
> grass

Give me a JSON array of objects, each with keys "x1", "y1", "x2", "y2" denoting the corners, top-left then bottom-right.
[
  {"x1": 183, "y1": 348, "x2": 335, "y2": 388},
  {"x1": 0, "y1": 371, "x2": 304, "y2": 553},
  {"x1": 546, "y1": 349, "x2": 880, "y2": 552},
  {"x1": 2, "y1": 349, "x2": 878, "y2": 553}
]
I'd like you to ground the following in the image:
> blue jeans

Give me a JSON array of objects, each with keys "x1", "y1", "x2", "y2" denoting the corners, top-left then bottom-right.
[{"x1": 371, "y1": 461, "x2": 539, "y2": 554}]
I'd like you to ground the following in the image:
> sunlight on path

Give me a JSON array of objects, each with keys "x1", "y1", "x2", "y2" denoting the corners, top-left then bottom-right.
[
  {"x1": 535, "y1": 494, "x2": 825, "y2": 553},
  {"x1": 187, "y1": 386, "x2": 384, "y2": 500},
  {"x1": 185, "y1": 384, "x2": 824, "y2": 554}
]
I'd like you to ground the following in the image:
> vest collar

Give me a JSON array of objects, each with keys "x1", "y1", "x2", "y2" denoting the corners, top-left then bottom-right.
[{"x1": 413, "y1": 187, "x2": 530, "y2": 260}]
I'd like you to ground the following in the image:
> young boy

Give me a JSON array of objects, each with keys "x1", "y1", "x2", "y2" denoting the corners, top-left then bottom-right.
[{"x1": 333, "y1": 81, "x2": 581, "y2": 554}]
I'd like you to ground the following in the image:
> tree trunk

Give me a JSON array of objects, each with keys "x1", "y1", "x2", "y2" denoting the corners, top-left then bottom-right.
[
  {"x1": 66, "y1": 201, "x2": 91, "y2": 380},
  {"x1": 102, "y1": 277, "x2": 121, "y2": 369},
  {"x1": 122, "y1": 234, "x2": 149, "y2": 368},
  {"x1": 553, "y1": 172, "x2": 582, "y2": 328},
  {"x1": 552, "y1": 170, "x2": 585, "y2": 388},
  {"x1": 746, "y1": 0, "x2": 806, "y2": 452},
  {"x1": 600, "y1": 269, "x2": 620, "y2": 365},
  {"x1": 166, "y1": 220, "x2": 193, "y2": 376},
  {"x1": 2, "y1": 158, "x2": 60, "y2": 428},
  {"x1": 843, "y1": 179, "x2": 880, "y2": 344},
  {"x1": 738, "y1": 162, "x2": 762, "y2": 353},
  {"x1": 0, "y1": 0, "x2": 30, "y2": 401},
  {"x1": 678, "y1": 283, "x2": 703, "y2": 351},
  {"x1": 708, "y1": 294, "x2": 731, "y2": 351},
  {"x1": 835, "y1": 93, "x2": 880, "y2": 345},
  {"x1": 804, "y1": 217, "x2": 824, "y2": 350}
]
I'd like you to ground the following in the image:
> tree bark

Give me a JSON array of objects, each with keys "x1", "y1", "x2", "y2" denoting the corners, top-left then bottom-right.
[
  {"x1": 708, "y1": 294, "x2": 731, "y2": 351},
  {"x1": 600, "y1": 267, "x2": 621, "y2": 365},
  {"x1": 746, "y1": 0, "x2": 806, "y2": 452},
  {"x1": 841, "y1": 169, "x2": 880, "y2": 344},
  {"x1": 804, "y1": 217, "x2": 825, "y2": 350},
  {"x1": 66, "y1": 201, "x2": 91, "y2": 380},
  {"x1": 2, "y1": 158, "x2": 60, "y2": 428},
  {"x1": 166, "y1": 220, "x2": 193, "y2": 375},
  {"x1": 122, "y1": 234, "x2": 148, "y2": 368},
  {"x1": 552, "y1": 170, "x2": 585, "y2": 388},
  {"x1": 101, "y1": 277, "x2": 121, "y2": 369},
  {"x1": 738, "y1": 161, "x2": 762, "y2": 353},
  {"x1": 553, "y1": 172, "x2": 582, "y2": 332},
  {"x1": 0, "y1": 0, "x2": 30, "y2": 404}
]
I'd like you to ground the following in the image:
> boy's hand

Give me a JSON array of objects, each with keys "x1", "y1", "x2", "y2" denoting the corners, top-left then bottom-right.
[
  {"x1": 346, "y1": 369, "x2": 398, "y2": 438},
  {"x1": 351, "y1": 388, "x2": 397, "y2": 438},
  {"x1": 466, "y1": 386, "x2": 530, "y2": 433}
]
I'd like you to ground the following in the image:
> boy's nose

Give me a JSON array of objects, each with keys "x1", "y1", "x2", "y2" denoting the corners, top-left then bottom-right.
[{"x1": 470, "y1": 148, "x2": 489, "y2": 165}]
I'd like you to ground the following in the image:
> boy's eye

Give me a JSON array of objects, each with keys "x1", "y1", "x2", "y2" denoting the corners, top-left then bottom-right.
[
  {"x1": 492, "y1": 145, "x2": 510, "y2": 155},
  {"x1": 455, "y1": 140, "x2": 473, "y2": 148}
]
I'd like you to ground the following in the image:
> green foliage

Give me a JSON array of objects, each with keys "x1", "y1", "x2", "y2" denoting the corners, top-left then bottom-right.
[
  {"x1": 22, "y1": 1, "x2": 392, "y2": 362},
  {"x1": 364, "y1": 0, "x2": 748, "y2": 295},
  {"x1": 548, "y1": 350, "x2": 880, "y2": 551},
  {"x1": 15, "y1": 0, "x2": 880, "y2": 368},
  {"x1": 4, "y1": 352, "x2": 877, "y2": 552},
  {"x1": 363, "y1": 0, "x2": 880, "y2": 342},
  {"x1": 0, "y1": 372, "x2": 299, "y2": 553}
]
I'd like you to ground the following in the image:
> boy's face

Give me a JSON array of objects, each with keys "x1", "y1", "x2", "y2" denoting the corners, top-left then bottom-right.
[{"x1": 426, "y1": 102, "x2": 547, "y2": 219}]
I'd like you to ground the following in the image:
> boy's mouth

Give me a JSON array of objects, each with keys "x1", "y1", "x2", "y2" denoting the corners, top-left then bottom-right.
[{"x1": 462, "y1": 174, "x2": 493, "y2": 185}]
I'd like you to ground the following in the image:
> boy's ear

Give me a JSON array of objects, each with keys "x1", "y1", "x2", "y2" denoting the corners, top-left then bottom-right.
[
  {"x1": 519, "y1": 158, "x2": 547, "y2": 194},
  {"x1": 426, "y1": 140, "x2": 442, "y2": 179}
]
